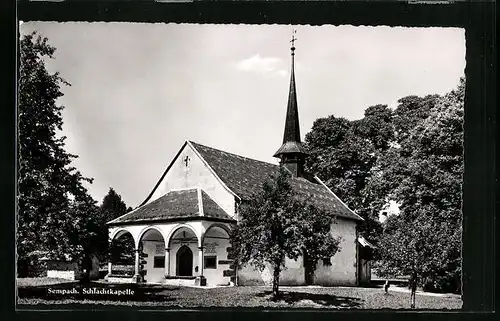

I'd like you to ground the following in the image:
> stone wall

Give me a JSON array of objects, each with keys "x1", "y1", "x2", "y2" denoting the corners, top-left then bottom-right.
[
  {"x1": 313, "y1": 218, "x2": 358, "y2": 286},
  {"x1": 237, "y1": 218, "x2": 358, "y2": 286},
  {"x1": 44, "y1": 260, "x2": 81, "y2": 280}
]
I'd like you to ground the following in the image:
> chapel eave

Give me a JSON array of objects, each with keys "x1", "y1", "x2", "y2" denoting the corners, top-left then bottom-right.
[
  {"x1": 273, "y1": 141, "x2": 309, "y2": 158},
  {"x1": 107, "y1": 216, "x2": 237, "y2": 227}
]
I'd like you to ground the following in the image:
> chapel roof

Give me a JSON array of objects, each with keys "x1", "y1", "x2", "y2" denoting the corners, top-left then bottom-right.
[
  {"x1": 108, "y1": 188, "x2": 235, "y2": 225},
  {"x1": 190, "y1": 141, "x2": 363, "y2": 221}
]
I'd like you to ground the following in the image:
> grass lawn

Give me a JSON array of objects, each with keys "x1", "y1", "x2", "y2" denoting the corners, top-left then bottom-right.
[
  {"x1": 17, "y1": 277, "x2": 78, "y2": 288},
  {"x1": 16, "y1": 279, "x2": 462, "y2": 310}
]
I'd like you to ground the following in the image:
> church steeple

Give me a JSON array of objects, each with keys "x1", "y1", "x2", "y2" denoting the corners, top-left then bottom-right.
[{"x1": 273, "y1": 30, "x2": 308, "y2": 178}]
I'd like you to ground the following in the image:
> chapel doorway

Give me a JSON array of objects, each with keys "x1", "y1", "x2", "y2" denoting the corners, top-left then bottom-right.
[{"x1": 176, "y1": 245, "x2": 193, "y2": 276}]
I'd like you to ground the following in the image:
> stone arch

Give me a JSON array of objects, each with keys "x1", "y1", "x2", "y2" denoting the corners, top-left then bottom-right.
[
  {"x1": 201, "y1": 223, "x2": 232, "y2": 244},
  {"x1": 136, "y1": 225, "x2": 168, "y2": 249},
  {"x1": 110, "y1": 228, "x2": 135, "y2": 244},
  {"x1": 166, "y1": 223, "x2": 201, "y2": 248},
  {"x1": 109, "y1": 228, "x2": 136, "y2": 267}
]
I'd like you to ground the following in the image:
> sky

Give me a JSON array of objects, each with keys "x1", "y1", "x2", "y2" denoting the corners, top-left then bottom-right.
[{"x1": 20, "y1": 22, "x2": 466, "y2": 207}]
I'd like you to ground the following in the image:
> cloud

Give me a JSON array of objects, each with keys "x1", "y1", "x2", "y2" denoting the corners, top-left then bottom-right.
[{"x1": 235, "y1": 53, "x2": 287, "y2": 77}]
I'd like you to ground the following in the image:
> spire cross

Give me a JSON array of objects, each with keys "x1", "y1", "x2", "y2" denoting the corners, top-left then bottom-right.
[{"x1": 290, "y1": 30, "x2": 297, "y2": 49}]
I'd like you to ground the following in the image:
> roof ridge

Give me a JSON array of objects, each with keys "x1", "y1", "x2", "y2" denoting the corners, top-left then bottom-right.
[
  {"x1": 188, "y1": 140, "x2": 279, "y2": 168},
  {"x1": 200, "y1": 189, "x2": 230, "y2": 214},
  {"x1": 197, "y1": 187, "x2": 204, "y2": 217}
]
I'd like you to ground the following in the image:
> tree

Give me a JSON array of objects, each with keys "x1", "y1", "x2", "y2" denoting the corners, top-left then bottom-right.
[
  {"x1": 298, "y1": 203, "x2": 341, "y2": 285},
  {"x1": 17, "y1": 32, "x2": 97, "y2": 276},
  {"x1": 392, "y1": 94, "x2": 440, "y2": 144},
  {"x1": 231, "y1": 167, "x2": 340, "y2": 299},
  {"x1": 304, "y1": 114, "x2": 382, "y2": 243},
  {"x1": 373, "y1": 79, "x2": 464, "y2": 294},
  {"x1": 100, "y1": 188, "x2": 128, "y2": 223},
  {"x1": 67, "y1": 192, "x2": 100, "y2": 281},
  {"x1": 353, "y1": 104, "x2": 394, "y2": 151},
  {"x1": 100, "y1": 188, "x2": 135, "y2": 265}
]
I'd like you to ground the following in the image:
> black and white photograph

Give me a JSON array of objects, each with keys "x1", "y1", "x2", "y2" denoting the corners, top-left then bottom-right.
[{"x1": 17, "y1": 21, "x2": 466, "y2": 310}]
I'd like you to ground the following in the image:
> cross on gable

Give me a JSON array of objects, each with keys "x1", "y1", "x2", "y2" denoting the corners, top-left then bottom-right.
[{"x1": 184, "y1": 156, "x2": 190, "y2": 167}]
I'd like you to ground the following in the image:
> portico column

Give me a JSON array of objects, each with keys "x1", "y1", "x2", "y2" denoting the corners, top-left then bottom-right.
[
  {"x1": 165, "y1": 248, "x2": 170, "y2": 277},
  {"x1": 108, "y1": 262, "x2": 112, "y2": 275},
  {"x1": 133, "y1": 248, "x2": 140, "y2": 282},
  {"x1": 198, "y1": 246, "x2": 204, "y2": 276},
  {"x1": 195, "y1": 246, "x2": 206, "y2": 286}
]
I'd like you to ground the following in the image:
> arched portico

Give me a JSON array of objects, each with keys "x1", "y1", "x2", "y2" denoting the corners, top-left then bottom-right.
[
  {"x1": 135, "y1": 226, "x2": 169, "y2": 283},
  {"x1": 110, "y1": 227, "x2": 135, "y2": 243},
  {"x1": 167, "y1": 224, "x2": 203, "y2": 281},
  {"x1": 200, "y1": 223, "x2": 233, "y2": 286},
  {"x1": 137, "y1": 225, "x2": 168, "y2": 249},
  {"x1": 106, "y1": 228, "x2": 136, "y2": 278},
  {"x1": 201, "y1": 223, "x2": 232, "y2": 244},
  {"x1": 166, "y1": 223, "x2": 202, "y2": 248},
  {"x1": 106, "y1": 221, "x2": 235, "y2": 286}
]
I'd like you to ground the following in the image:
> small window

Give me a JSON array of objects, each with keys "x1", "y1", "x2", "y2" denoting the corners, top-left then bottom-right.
[
  {"x1": 204, "y1": 256, "x2": 217, "y2": 269},
  {"x1": 153, "y1": 256, "x2": 165, "y2": 268},
  {"x1": 323, "y1": 258, "x2": 332, "y2": 266}
]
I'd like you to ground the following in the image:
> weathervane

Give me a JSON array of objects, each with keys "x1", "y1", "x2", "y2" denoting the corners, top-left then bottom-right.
[{"x1": 290, "y1": 29, "x2": 297, "y2": 53}]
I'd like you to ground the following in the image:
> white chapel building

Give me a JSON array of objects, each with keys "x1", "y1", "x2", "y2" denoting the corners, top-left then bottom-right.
[{"x1": 105, "y1": 39, "x2": 372, "y2": 287}]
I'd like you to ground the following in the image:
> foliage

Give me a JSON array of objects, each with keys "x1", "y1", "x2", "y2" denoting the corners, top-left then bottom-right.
[
  {"x1": 392, "y1": 94, "x2": 440, "y2": 144},
  {"x1": 100, "y1": 188, "x2": 128, "y2": 223},
  {"x1": 304, "y1": 110, "x2": 387, "y2": 243},
  {"x1": 101, "y1": 188, "x2": 135, "y2": 264},
  {"x1": 231, "y1": 167, "x2": 340, "y2": 298},
  {"x1": 303, "y1": 77, "x2": 463, "y2": 293},
  {"x1": 17, "y1": 32, "x2": 99, "y2": 276},
  {"x1": 371, "y1": 78, "x2": 464, "y2": 293},
  {"x1": 298, "y1": 203, "x2": 342, "y2": 284}
]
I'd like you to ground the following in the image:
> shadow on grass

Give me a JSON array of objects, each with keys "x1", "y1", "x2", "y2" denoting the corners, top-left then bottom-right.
[
  {"x1": 257, "y1": 290, "x2": 363, "y2": 308},
  {"x1": 358, "y1": 282, "x2": 383, "y2": 289},
  {"x1": 17, "y1": 281, "x2": 180, "y2": 303}
]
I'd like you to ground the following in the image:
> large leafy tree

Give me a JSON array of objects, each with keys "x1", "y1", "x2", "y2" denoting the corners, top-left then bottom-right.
[
  {"x1": 304, "y1": 95, "x2": 444, "y2": 247},
  {"x1": 304, "y1": 111, "x2": 384, "y2": 243},
  {"x1": 17, "y1": 32, "x2": 97, "y2": 276},
  {"x1": 372, "y1": 79, "x2": 464, "y2": 293},
  {"x1": 303, "y1": 82, "x2": 462, "y2": 294},
  {"x1": 392, "y1": 94, "x2": 440, "y2": 144},
  {"x1": 231, "y1": 167, "x2": 340, "y2": 299}
]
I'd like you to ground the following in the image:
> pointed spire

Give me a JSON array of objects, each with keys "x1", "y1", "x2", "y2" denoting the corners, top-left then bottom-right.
[
  {"x1": 283, "y1": 31, "x2": 301, "y2": 144},
  {"x1": 273, "y1": 30, "x2": 308, "y2": 177}
]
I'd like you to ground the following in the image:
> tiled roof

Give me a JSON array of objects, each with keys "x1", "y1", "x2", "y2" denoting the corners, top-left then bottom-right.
[
  {"x1": 290, "y1": 177, "x2": 362, "y2": 221},
  {"x1": 200, "y1": 190, "x2": 232, "y2": 220},
  {"x1": 190, "y1": 141, "x2": 278, "y2": 200},
  {"x1": 273, "y1": 141, "x2": 309, "y2": 158},
  {"x1": 108, "y1": 188, "x2": 235, "y2": 225},
  {"x1": 190, "y1": 141, "x2": 363, "y2": 221}
]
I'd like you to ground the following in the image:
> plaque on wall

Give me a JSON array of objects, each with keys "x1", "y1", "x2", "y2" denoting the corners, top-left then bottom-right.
[
  {"x1": 204, "y1": 242, "x2": 218, "y2": 254},
  {"x1": 155, "y1": 244, "x2": 164, "y2": 254}
]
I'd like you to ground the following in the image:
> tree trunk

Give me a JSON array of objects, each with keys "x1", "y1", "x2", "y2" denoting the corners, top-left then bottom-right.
[
  {"x1": 80, "y1": 254, "x2": 91, "y2": 284},
  {"x1": 272, "y1": 266, "x2": 281, "y2": 300},
  {"x1": 409, "y1": 271, "x2": 417, "y2": 309}
]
